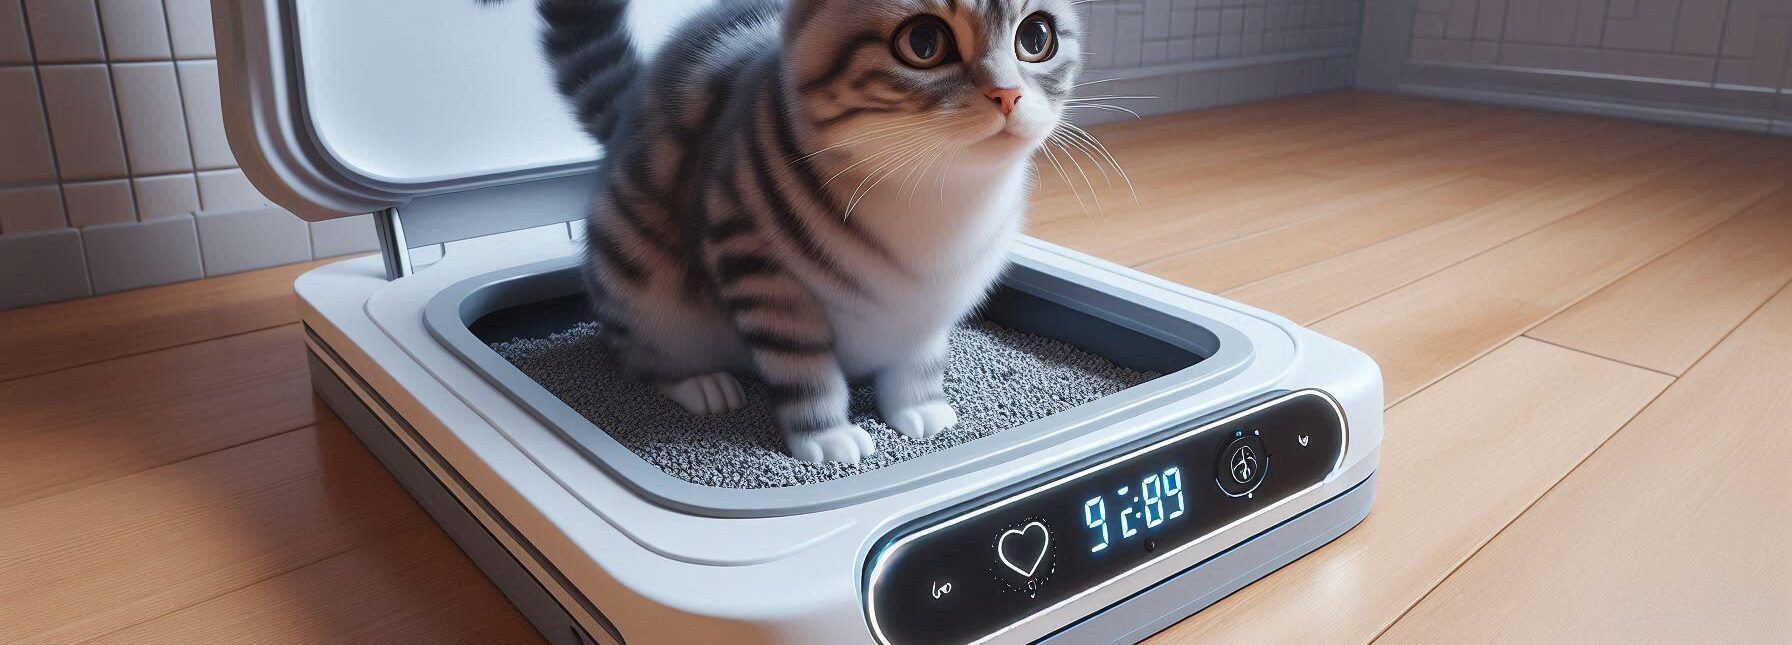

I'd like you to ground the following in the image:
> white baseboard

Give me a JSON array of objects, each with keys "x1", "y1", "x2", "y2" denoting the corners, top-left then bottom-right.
[{"x1": 1397, "y1": 82, "x2": 1788, "y2": 136}]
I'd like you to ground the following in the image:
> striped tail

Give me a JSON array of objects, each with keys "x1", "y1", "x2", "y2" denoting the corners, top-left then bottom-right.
[{"x1": 510, "y1": 0, "x2": 644, "y2": 145}]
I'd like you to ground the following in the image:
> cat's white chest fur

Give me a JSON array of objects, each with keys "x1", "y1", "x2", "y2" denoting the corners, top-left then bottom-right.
[{"x1": 828, "y1": 163, "x2": 1032, "y2": 378}]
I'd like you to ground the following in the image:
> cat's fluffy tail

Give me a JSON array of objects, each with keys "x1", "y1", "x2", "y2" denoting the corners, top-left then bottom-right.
[{"x1": 485, "y1": 0, "x2": 643, "y2": 145}]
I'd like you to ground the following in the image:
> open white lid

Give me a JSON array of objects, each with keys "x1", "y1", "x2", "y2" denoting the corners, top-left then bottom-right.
[{"x1": 212, "y1": 0, "x2": 703, "y2": 225}]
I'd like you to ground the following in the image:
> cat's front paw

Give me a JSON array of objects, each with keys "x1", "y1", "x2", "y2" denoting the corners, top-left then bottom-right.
[
  {"x1": 786, "y1": 424, "x2": 877, "y2": 464},
  {"x1": 658, "y1": 372, "x2": 744, "y2": 415},
  {"x1": 883, "y1": 400, "x2": 958, "y2": 440}
]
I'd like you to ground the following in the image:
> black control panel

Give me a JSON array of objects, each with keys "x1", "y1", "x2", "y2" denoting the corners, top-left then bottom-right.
[{"x1": 863, "y1": 390, "x2": 1346, "y2": 645}]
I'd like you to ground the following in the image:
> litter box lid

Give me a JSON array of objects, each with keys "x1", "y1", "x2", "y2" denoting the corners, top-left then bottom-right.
[{"x1": 212, "y1": 0, "x2": 702, "y2": 223}]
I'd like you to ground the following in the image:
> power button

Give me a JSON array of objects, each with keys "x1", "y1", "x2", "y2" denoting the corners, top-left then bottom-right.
[{"x1": 1216, "y1": 431, "x2": 1267, "y2": 497}]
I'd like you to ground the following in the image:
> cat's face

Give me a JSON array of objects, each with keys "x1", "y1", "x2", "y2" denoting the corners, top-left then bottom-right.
[{"x1": 786, "y1": 0, "x2": 1082, "y2": 167}]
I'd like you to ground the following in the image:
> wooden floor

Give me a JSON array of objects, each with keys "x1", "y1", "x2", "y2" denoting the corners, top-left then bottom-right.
[{"x1": 4, "y1": 92, "x2": 1790, "y2": 644}]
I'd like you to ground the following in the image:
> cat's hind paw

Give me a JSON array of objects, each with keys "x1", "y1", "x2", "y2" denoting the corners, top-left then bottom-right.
[
  {"x1": 659, "y1": 372, "x2": 745, "y2": 415},
  {"x1": 786, "y1": 424, "x2": 876, "y2": 464},
  {"x1": 883, "y1": 400, "x2": 958, "y2": 440}
]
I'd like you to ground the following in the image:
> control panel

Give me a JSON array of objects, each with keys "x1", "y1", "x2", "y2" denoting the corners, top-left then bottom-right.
[{"x1": 863, "y1": 390, "x2": 1346, "y2": 644}]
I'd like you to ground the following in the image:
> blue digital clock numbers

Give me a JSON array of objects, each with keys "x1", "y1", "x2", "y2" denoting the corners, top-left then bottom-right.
[{"x1": 1082, "y1": 466, "x2": 1186, "y2": 553}]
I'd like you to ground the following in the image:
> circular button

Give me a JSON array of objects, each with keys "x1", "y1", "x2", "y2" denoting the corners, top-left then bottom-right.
[
  {"x1": 1216, "y1": 432, "x2": 1268, "y2": 497},
  {"x1": 991, "y1": 519, "x2": 1054, "y2": 596}
]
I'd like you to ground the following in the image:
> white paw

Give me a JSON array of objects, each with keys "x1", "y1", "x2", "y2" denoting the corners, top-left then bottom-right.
[
  {"x1": 883, "y1": 400, "x2": 958, "y2": 440},
  {"x1": 786, "y1": 424, "x2": 877, "y2": 464},
  {"x1": 659, "y1": 372, "x2": 744, "y2": 415}
]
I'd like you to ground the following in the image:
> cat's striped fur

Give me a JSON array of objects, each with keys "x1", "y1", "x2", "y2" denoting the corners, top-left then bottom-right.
[{"x1": 528, "y1": 0, "x2": 1082, "y2": 462}]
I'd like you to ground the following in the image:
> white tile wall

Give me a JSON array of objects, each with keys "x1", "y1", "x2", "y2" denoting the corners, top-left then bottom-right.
[
  {"x1": 82, "y1": 213, "x2": 203, "y2": 294},
  {"x1": 0, "y1": 66, "x2": 56, "y2": 183},
  {"x1": 1074, "y1": 0, "x2": 1362, "y2": 122},
  {"x1": 195, "y1": 206, "x2": 311, "y2": 276},
  {"x1": 176, "y1": 59, "x2": 231, "y2": 169},
  {"x1": 0, "y1": 184, "x2": 66, "y2": 234},
  {"x1": 310, "y1": 214, "x2": 380, "y2": 259},
  {"x1": 96, "y1": 0, "x2": 171, "y2": 61},
  {"x1": 1409, "y1": 0, "x2": 1792, "y2": 90},
  {"x1": 111, "y1": 61, "x2": 194, "y2": 174},
  {"x1": 22, "y1": 0, "x2": 105, "y2": 62},
  {"x1": 132, "y1": 172, "x2": 200, "y2": 220},
  {"x1": 1, "y1": 0, "x2": 32, "y2": 64},
  {"x1": 161, "y1": 0, "x2": 212, "y2": 58},
  {"x1": 38, "y1": 63, "x2": 127, "y2": 180},
  {"x1": 0, "y1": 0, "x2": 340, "y2": 308},
  {"x1": 195, "y1": 168, "x2": 271, "y2": 211},
  {"x1": 63, "y1": 178, "x2": 136, "y2": 227},
  {"x1": 0, "y1": 229, "x2": 90, "y2": 309}
]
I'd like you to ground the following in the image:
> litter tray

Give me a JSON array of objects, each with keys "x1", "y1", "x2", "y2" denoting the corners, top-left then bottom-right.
[
  {"x1": 424, "y1": 251, "x2": 1258, "y2": 517},
  {"x1": 225, "y1": 1, "x2": 1384, "y2": 639}
]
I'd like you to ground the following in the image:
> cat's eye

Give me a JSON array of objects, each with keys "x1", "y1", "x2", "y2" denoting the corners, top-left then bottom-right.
[
  {"x1": 893, "y1": 16, "x2": 956, "y2": 69},
  {"x1": 1015, "y1": 13, "x2": 1057, "y2": 63}
]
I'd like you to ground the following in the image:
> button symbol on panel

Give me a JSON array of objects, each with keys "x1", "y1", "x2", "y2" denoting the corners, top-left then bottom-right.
[
  {"x1": 992, "y1": 519, "x2": 1055, "y2": 597},
  {"x1": 1216, "y1": 432, "x2": 1268, "y2": 497},
  {"x1": 1229, "y1": 446, "x2": 1259, "y2": 484},
  {"x1": 997, "y1": 521, "x2": 1051, "y2": 577},
  {"x1": 1298, "y1": 434, "x2": 1310, "y2": 447},
  {"x1": 931, "y1": 581, "x2": 952, "y2": 599}
]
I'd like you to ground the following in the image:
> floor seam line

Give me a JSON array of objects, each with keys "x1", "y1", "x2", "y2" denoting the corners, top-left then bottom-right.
[
  {"x1": 1306, "y1": 137, "x2": 1753, "y2": 329},
  {"x1": 0, "y1": 421, "x2": 320, "y2": 513},
  {"x1": 0, "y1": 322, "x2": 303, "y2": 386},
  {"x1": 1368, "y1": 278, "x2": 1792, "y2": 644},
  {"x1": 1364, "y1": 373, "x2": 1681, "y2": 645},
  {"x1": 1517, "y1": 335, "x2": 1679, "y2": 378}
]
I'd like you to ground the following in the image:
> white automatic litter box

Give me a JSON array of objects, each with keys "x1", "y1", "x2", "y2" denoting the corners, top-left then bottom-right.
[{"x1": 213, "y1": 1, "x2": 1383, "y2": 643}]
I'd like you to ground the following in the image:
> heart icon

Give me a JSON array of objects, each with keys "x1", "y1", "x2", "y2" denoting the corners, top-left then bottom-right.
[{"x1": 997, "y1": 521, "x2": 1051, "y2": 578}]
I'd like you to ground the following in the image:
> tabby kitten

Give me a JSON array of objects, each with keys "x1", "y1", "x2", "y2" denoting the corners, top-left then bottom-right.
[{"x1": 531, "y1": 0, "x2": 1081, "y2": 462}]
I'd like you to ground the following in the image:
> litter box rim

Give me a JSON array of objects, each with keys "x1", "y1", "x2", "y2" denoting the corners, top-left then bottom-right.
[{"x1": 423, "y1": 240, "x2": 1263, "y2": 518}]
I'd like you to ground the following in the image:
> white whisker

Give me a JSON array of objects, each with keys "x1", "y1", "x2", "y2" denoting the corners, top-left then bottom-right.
[
  {"x1": 1060, "y1": 123, "x2": 1138, "y2": 205},
  {"x1": 1065, "y1": 103, "x2": 1144, "y2": 119}
]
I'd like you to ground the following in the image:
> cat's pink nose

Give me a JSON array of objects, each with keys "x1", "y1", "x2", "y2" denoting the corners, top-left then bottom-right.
[{"x1": 986, "y1": 87, "x2": 1022, "y2": 116}]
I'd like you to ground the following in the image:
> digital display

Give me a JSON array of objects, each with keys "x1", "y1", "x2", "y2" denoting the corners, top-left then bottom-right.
[
  {"x1": 864, "y1": 390, "x2": 1345, "y2": 645},
  {"x1": 1082, "y1": 465, "x2": 1187, "y2": 555}
]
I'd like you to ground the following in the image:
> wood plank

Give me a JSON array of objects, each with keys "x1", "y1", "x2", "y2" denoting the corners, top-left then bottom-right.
[
  {"x1": 1527, "y1": 185, "x2": 1792, "y2": 375},
  {"x1": 1137, "y1": 175, "x2": 1525, "y2": 293},
  {"x1": 1148, "y1": 338, "x2": 1672, "y2": 645},
  {"x1": 1030, "y1": 92, "x2": 1452, "y2": 223},
  {"x1": 1154, "y1": 121, "x2": 1695, "y2": 295},
  {"x1": 0, "y1": 325, "x2": 317, "y2": 508},
  {"x1": 1376, "y1": 284, "x2": 1792, "y2": 645},
  {"x1": 86, "y1": 524, "x2": 542, "y2": 645},
  {"x1": 1312, "y1": 135, "x2": 1792, "y2": 403},
  {"x1": 1225, "y1": 127, "x2": 1714, "y2": 324},
  {"x1": 1029, "y1": 94, "x2": 1484, "y2": 231},
  {"x1": 0, "y1": 259, "x2": 334, "y2": 383},
  {"x1": 1030, "y1": 100, "x2": 1612, "y2": 267},
  {"x1": 0, "y1": 420, "x2": 428, "y2": 645}
]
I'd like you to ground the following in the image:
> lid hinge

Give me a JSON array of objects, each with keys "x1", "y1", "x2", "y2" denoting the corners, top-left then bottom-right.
[{"x1": 373, "y1": 208, "x2": 413, "y2": 280}]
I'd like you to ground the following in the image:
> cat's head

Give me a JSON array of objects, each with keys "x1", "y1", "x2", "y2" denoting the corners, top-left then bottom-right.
[{"x1": 785, "y1": 0, "x2": 1082, "y2": 168}]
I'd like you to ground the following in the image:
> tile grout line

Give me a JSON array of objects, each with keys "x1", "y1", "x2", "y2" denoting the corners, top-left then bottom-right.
[
  {"x1": 1365, "y1": 276, "x2": 1792, "y2": 645},
  {"x1": 12, "y1": 1, "x2": 77, "y2": 244},
  {"x1": 0, "y1": 320, "x2": 301, "y2": 386},
  {"x1": 90, "y1": 0, "x2": 142, "y2": 225}
]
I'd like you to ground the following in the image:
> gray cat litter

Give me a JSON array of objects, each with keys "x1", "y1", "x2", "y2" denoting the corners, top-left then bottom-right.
[{"x1": 491, "y1": 320, "x2": 1158, "y2": 489}]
